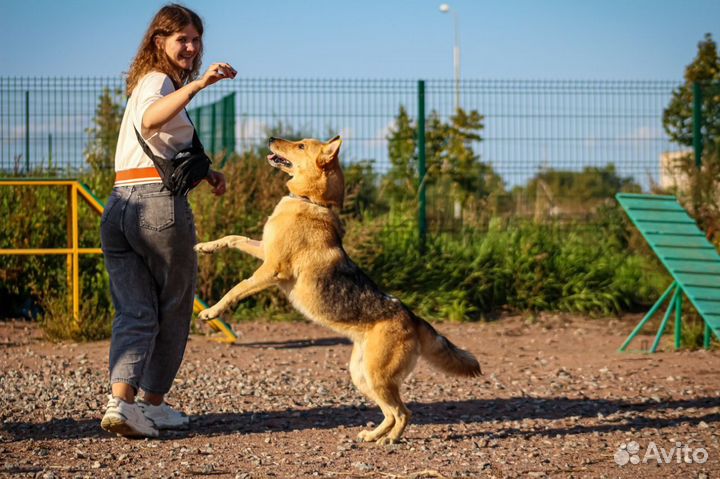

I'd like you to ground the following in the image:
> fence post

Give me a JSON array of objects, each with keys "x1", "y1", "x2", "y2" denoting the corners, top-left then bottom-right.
[
  {"x1": 692, "y1": 82, "x2": 703, "y2": 168},
  {"x1": 417, "y1": 80, "x2": 426, "y2": 254},
  {"x1": 48, "y1": 134, "x2": 52, "y2": 170},
  {"x1": 25, "y1": 90, "x2": 30, "y2": 172},
  {"x1": 210, "y1": 102, "x2": 217, "y2": 154}
]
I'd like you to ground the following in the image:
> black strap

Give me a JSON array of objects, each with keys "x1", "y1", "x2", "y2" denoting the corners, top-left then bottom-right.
[
  {"x1": 134, "y1": 109, "x2": 204, "y2": 163},
  {"x1": 134, "y1": 125, "x2": 160, "y2": 162},
  {"x1": 183, "y1": 109, "x2": 205, "y2": 151}
]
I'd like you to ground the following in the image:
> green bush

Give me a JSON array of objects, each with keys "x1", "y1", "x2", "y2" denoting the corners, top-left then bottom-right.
[
  {"x1": 1, "y1": 162, "x2": 670, "y2": 340},
  {"x1": 0, "y1": 170, "x2": 113, "y2": 340},
  {"x1": 346, "y1": 213, "x2": 667, "y2": 322}
]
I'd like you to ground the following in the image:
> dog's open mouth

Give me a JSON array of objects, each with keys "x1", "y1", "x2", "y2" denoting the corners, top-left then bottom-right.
[{"x1": 267, "y1": 153, "x2": 292, "y2": 168}]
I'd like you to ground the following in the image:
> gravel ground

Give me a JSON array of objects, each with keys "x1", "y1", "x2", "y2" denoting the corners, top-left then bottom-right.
[{"x1": 1, "y1": 314, "x2": 719, "y2": 478}]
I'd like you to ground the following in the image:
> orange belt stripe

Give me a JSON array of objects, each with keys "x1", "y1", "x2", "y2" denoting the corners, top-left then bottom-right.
[{"x1": 115, "y1": 167, "x2": 161, "y2": 182}]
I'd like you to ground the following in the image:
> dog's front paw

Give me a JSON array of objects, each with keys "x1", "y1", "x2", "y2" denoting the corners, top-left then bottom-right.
[
  {"x1": 194, "y1": 242, "x2": 216, "y2": 254},
  {"x1": 198, "y1": 307, "x2": 221, "y2": 321}
]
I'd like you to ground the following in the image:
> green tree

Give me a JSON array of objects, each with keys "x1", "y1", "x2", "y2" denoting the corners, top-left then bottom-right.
[
  {"x1": 84, "y1": 87, "x2": 124, "y2": 197},
  {"x1": 662, "y1": 33, "x2": 720, "y2": 241},
  {"x1": 383, "y1": 106, "x2": 418, "y2": 202},
  {"x1": 441, "y1": 108, "x2": 503, "y2": 202},
  {"x1": 342, "y1": 160, "x2": 380, "y2": 218},
  {"x1": 515, "y1": 164, "x2": 640, "y2": 219},
  {"x1": 663, "y1": 33, "x2": 720, "y2": 151},
  {"x1": 527, "y1": 164, "x2": 639, "y2": 201},
  {"x1": 383, "y1": 105, "x2": 503, "y2": 206}
]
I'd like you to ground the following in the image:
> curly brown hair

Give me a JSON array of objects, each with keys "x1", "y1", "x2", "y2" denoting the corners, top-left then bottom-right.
[{"x1": 126, "y1": 4, "x2": 204, "y2": 96}]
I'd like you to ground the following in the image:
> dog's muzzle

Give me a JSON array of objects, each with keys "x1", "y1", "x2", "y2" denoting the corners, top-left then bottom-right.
[{"x1": 267, "y1": 153, "x2": 292, "y2": 168}]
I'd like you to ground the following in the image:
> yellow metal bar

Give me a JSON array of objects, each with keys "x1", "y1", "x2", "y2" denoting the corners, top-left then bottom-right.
[
  {"x1": 2, "y1": 179, "x2": 228, "y2": 341},
  {"x1": 66, "y1": 185, "x2": 73, "y2": 318},
  {"x1": 0, "y1": 180, "x2": 79, "y2": 186},
  {"x1": 0, "y1": 248, "x2": 102, "y2": 255},
  {"x1": 71, "y1": 183, "x2": 80, "y2": 322}
]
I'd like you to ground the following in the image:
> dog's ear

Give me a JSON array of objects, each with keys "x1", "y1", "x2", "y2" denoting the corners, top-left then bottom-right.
[{"x1": 318, "y1": 136, "x2": 342, "y2": 169}]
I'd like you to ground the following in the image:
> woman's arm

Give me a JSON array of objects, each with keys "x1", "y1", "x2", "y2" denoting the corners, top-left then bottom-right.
[{"x1": 142, "y1": 62, "x2": 236, "y2": 132}]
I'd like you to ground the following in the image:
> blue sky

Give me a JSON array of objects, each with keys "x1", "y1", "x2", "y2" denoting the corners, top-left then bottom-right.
[{"x1": 2, "y1": 0, "x2": 719, "y2": 80}]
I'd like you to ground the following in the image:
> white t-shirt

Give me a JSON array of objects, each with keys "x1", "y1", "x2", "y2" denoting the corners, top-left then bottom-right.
[{"x1": 114, "y1": 71, "x2": 194, "y2": 185}]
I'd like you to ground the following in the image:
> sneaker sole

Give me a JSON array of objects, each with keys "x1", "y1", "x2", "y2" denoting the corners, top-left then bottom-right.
[{"x1": 101, "y1": 416, "x2": 158, "y2": 438}]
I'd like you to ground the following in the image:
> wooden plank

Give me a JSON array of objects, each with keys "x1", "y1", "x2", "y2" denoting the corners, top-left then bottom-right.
[
  {"x1": 617, "y1": 193, "x2": 676, "y2": 200},
  {"x1": 692, "y1": 299, "x2": 720, "y2": 315},
  {"x1": 666, "y1": 259, "x2": 720, "y2": 274},
  {"x1": 646, "y1": 234, "x2": 715, "y2": 248},
  {"x1": 625, "y1": 203, "x2": 685, "y2": 214},
  {"x1": 685, "y1": 286, "x2": 720, "y2": 301},
  {"x1": 705, "y1": 315, "x2": 720, "y2": 330},
  {"x1": 676, "y1": 273, "x2": 720, "y2": 288},
  {"x1": 617, "y1": 194, "x2": 678, "y2": 205},
  {"x1": 637, "y1": 222, "x2": 704, "y2": 235},
  {"x1": 631, "y1": 210, "x2": 695, "y2": 223},
  {"x1": 659, "y1": 248, "x2": 720, "y2": 262},
  {"x1": 624, "y1": 203, "x2": 685, "y2": 213}
]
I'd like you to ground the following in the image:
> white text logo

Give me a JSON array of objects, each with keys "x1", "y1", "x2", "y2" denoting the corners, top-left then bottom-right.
[{"x1": 614, "y1": 441, "x2": 708, "y2": 466}]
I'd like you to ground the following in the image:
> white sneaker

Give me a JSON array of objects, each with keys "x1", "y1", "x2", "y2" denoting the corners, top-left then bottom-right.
[
  {"x1": 137, "y1": 400, "x2": 190, "y2": 430},
  {"x1": 101, "y1": 395, "x2": 159, "y2": 438}
]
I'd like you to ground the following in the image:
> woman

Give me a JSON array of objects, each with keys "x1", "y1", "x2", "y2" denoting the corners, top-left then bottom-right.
[{"x1": 100, "y1": 4, "x2": 235, "y2": 437}]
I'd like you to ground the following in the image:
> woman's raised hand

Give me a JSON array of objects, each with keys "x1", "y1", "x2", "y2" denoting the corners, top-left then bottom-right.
[{"x1": 200, "y1": 63, "x2": 237, "y2": 88}]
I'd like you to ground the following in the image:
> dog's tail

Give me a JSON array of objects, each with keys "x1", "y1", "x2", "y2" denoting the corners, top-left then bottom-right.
[{"x1": 416, "y1": 316, "x2": 482, "y2": 377}]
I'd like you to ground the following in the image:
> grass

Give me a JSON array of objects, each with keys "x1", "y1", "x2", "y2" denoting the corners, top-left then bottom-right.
[{"x1": 0, "y1": 164, "x2": 673, "y2": 341}]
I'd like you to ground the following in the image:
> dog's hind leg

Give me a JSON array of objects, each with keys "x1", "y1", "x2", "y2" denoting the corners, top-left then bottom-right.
[
  {"x1": 194, "y1": 235, "x2": 264, "y2": 260},
  {"x1": 371, "y1": 383, "x2": 411, "y2": 445},
  {"x1": 357, "y1": 402, "x2": 396, "y2": 444},
  {"x1": 350, "y1": 343, "x2": 397, "y2": 443},
  {"x1": 358, "y1": 323, "x2": 417, "y2": 444},
  {"x1": 198, "y1": 263, "x2": 277, "y2": 320}
]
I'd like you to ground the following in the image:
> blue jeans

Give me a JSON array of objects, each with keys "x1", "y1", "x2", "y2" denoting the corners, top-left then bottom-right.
[{"x1": 100, "y1": 183, "x2": 197, "y2": 395}]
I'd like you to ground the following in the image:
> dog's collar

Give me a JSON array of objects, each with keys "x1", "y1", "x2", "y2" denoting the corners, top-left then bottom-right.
[{"x1": 288, "y1": 193, "x2": 332, "y2": 209}]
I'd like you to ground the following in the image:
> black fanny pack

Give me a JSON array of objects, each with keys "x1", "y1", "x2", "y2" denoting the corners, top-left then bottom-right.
[{"x1": 134, "y1": 121, "x2": 211, "y2": 197}]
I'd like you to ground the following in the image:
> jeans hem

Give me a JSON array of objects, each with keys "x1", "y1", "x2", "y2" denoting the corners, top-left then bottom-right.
[
  {"x1": 139, "y1": 384, "x2": 170, "y2": 396},
  {"x1": 111, "y1": 378, "x2": 139, "y2": 392}
]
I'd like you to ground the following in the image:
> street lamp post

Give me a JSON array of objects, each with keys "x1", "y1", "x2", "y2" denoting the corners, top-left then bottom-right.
[{"x1": 439, "y1": 3, "x2": 460, "y2": 112}]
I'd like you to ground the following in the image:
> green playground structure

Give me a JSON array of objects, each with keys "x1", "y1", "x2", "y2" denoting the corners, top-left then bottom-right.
[{"x1": 616, "y1": 193, "x2": 720, "y2": 353}]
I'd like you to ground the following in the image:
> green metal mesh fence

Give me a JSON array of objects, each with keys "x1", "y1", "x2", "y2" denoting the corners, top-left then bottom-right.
[
  {"x1": 188, "y1": 92, "x2": 236, "y2": 167},
  {"x1": 1, "y1": 77, "x2": 689, "y2": 227}
]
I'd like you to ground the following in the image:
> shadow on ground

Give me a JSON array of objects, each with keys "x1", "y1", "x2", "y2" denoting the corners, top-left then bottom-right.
[
  {"x1": 236, "y1": 337, "x2": 351, "y2": 349},
  {"x1": 4, "y1": 396, "x2": 718, "y2": 442}
]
